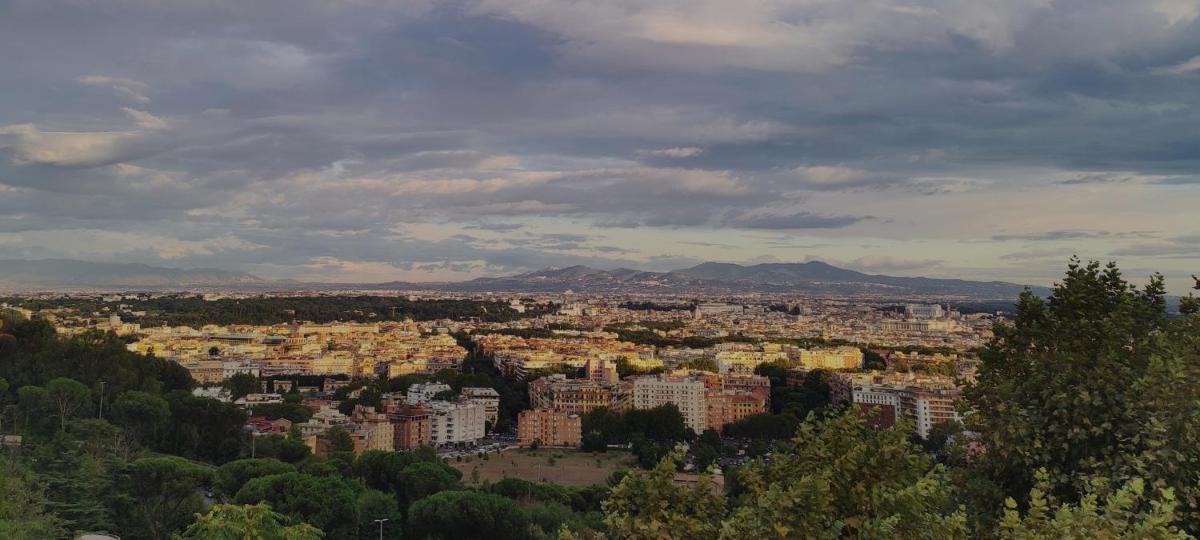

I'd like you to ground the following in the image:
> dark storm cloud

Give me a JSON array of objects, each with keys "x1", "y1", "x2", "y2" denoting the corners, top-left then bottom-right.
[{"x1": 1, "y1": 0, "x2": 1199, "y2": 279}]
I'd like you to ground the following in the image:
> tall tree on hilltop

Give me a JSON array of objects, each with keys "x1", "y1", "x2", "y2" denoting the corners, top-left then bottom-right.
[{"x1": 964, "y1": 258, "x2": 1200, "y2": 533}]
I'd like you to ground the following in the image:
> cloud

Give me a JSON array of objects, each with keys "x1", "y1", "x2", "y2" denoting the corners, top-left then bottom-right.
[
  {"x1": 0, "y1": 0, "x2": 1199, "y2": 287},
  {"x1": 796, "y1": 165, "x2": 865, "y2": 186},
  {"x1": 640, "y1": 147, "x2": 703, "y2": 158},
  {"x1": 726, "y1": 211, "x2": 869, "y2": 230},
  {"x1": 0, "y1": 123, "x2": 153, "y2": 167},
  {"x1": 1110, "y1": 235, "x2": 1200, "y2": 258},
  {"x1": 78, "y1": 75, "x2": 150, "y2": 102},
  {"x1": 992, "y1": 230, "x2": 1159, "y2": 242},
  {"x1": 999, "y1": 247, "x2": 1079, "y2": 261},
  {"x1": 1058, "y1": 173, "x2": 1137, "y2": 185}
]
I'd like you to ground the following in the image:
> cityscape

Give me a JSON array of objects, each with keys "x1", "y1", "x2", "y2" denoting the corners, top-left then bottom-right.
[{"x1": 2, "y1": 1, "x2": 1200, "y2": 539}]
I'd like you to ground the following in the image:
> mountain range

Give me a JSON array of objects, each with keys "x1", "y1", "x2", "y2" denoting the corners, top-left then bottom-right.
[
  {"x1": 0, "y1": 259, "x2": 265, "y2": 289},
  {"x1": 413, "y1": 261, "x2": 1050, "y2": 299},
  {"x1": 0, "y1": 258, "x2": 1048, "y2": 299}
]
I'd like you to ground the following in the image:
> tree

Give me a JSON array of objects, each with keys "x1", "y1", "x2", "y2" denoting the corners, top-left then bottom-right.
[
  {"x1": 0, "y1": 376, "x2": 8, "y2": 433},
  {"x1": 178, "y1": 503, "x2": 324, "y2": 540},
  {"x1": 356, "y1": 490, "x2": 404, "y2": 540},
  {"x1": 722, "y1": 412, "x2": 966, "y2": 539},
  {"x1": 216, "y1": 458, "x2": 297, "y2": 497},
  {"x1": 397, "y1": 462, "x2": 461, "y2": 508},
  {"x1": 603, "y1": 449, "x2": 726, "y2": 539},
  {"x1": 226, "y1": 372, "x2": 259, "y2": 401},
  {"x1": 998, "y1": 471, "x2": 1188, "y2": 540},
  {"x1": 162, "y1": 390, "x2": 248, "y2": 463},
  {"x1": 963, "y1": 259, "x2": 1190, "y2": 529},
  {"x1": 327, "y1": 426, "x2": 356, "y2": 453},
  {"x1": 0, "y1": 456, "x2": 66, "y2": 539},
  {"x1": 126, "y1": 456, "x2": 214, "y2": 540},
  {"x1": 235, "y1": 472, "x2": 363, "y2": 539},
  {"x1": 723, "y1": 412, "x2": 800, "y2": 440},
  {"x1": 406, "y1": 490, "x2": 530, "y2": 540},
  {"x1": 112, "y1": 390, "x2": 170, "y2": 447},
  {"x1": 16, "y1": 385, "x2": 50, "y2": 434},
  {"x1": 602, "y1": 412, "x2": 968, "y2": 539},
  {"x1": 46, "y1": 377, "x2": 91, "y2": 433}
]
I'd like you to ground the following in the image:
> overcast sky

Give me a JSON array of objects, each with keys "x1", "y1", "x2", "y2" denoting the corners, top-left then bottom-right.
[{"x1": 1, "y1": 0, "x2": 1199, "y2": 292}]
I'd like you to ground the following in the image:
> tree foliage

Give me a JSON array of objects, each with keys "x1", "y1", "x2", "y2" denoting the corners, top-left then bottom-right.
[
  {"x1": 178, "y1": 503, "x2": 324, "y2": 540},
  {"x1": 126, "y1": 455, "x2": 214, "y2": 540},
  {"x1": 964, "y1": 259, "x2": 1200, "y2": 533},
  {"x1": 406, "y1": 490, "x2": 531, "y2": 540},
  {"x1": 0, "y1": 456, "x2": 66, "y2": 540},
  {"x1": 998, "y1": 471, "x2": 1189, "y2": 540},
  {"x1": 235, "y1": 472, "x2": 364, "y2": 539}
]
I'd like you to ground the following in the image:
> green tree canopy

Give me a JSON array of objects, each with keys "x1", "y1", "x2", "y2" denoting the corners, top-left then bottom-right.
[
  {"x1": 112, "y1": 389, "x2": 170, "y2": 446},
  {"x1": 46, "y1": 377, "x2": 90, "y2": 433},
  {"x1": 235, "y1": 472, "x2": 364, "y2": 539},
  {"x1": 0, "y1": 456, "x2": 66, "y2": 540},
  {"x1": 406, "y1": 490, "x2": 531, "y2": 540},
  {"x1": 217, "y1": 458, "x2": 297, "y2": 498},
  {"x1": 126, "y1": 455, "x2": 214, "y2": 540},
  {"x1": 964, "y1": 259, "x2": 1200, "y2": 533},
  {"x1": 998, "y1": 471, "x2": 1189, "y2": 540},
  {"x1": 178, "y1": 503, "x2": 324, "y2": 540}
]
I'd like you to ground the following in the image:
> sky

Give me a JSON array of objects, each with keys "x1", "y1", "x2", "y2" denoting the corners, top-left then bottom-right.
[{"x1": 1, "y1": 0, "x2": 1199, "y2": 292}]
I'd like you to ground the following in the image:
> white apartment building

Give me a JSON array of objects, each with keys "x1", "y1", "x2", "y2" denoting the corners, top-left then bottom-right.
[
  {"x1": 852, "y1": 387, "x2": 900, "y2": 410},
  {"x1": 460, "y1": 387, "x2": 500, "y2": 428},
  {"x1": 849, "y1": 379, "x2": 961, "y2": 438},
  {"x1": 630, "y1": 375, "x2": 707, "y2": 434},
  {"x1": 906, "y1": 389, "x2": 961, "y2": 438},
  {"x1": 407, "y1": 382, "x2": 453, "y2": 404},
  {"x1": 428, "y1": 400, "x2": 486, "y2": 446}
]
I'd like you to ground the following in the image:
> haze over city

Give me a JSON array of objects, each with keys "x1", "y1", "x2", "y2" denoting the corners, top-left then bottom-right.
[{"x1": 2, "y1": 0, "x2": 1199, "y2": 292}]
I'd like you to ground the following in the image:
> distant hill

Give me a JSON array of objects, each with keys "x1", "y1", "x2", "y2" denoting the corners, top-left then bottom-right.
[
  {"x1": 0, "y1": 259, "x2": 264, "y2": 289},
  {"x1": 0, "y1": 258, "x2": 1049, "y2": 300},
  {"x1": 405, "y1": 261, "x2": 1051, "y2": 300}
]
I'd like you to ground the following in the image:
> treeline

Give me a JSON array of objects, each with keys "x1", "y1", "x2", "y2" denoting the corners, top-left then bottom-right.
[
  {"x1": 9, "y1": 295, "x2": 545, "y2": 327},
  {"x1": 619, "y1": 301, "x2": 693, "y2": 312},
  {"x1": 0, "y1": 310, "x2": 616, "y2": 539}
]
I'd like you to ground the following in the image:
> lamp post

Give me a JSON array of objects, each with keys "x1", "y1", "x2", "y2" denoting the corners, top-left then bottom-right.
[
  {"x1": 373, "y1": 518, "x2": 389, "y2": 540},
  {"x1": 97, "y1": 381, "x2": 105, "y2": 420}
]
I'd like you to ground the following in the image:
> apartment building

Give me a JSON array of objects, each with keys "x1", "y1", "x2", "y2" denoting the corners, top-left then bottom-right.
[
  {"x1": 836, "y1": 372, "x2": 962, "y2": 438},
  {"x1": 517, "y1": 408, "x2": 582, "y2": 448},
  {"x1": 388, "y1": 405, "x2": 432, "y2": 449},
  {"x1": 428, "y1": 400, "x2": 486, "y2": 447},
  {"x1": 350, "y1": 405, "x2": 394, "y2": 453},
  {"x1": 528, "y1": 374, "x2": 615, "y2": 414},
  {"x1": 796, "y1": 346, "x2": 863, "y2": 370},
  {"x1": 460, "y1": 387, "x2": 501, "y2": 428},
  {"x1": 630, "y1": 374, "x2": 708, "y2": 434}
]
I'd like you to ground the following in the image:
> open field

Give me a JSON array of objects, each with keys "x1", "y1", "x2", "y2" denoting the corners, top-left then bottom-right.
[{"x1": 451, "y1": 448, "x2": 635, "y2": 487}]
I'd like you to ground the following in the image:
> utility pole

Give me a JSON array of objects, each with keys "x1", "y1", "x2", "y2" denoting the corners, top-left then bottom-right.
[
  {"x1": 373, "y1": 518, "x2": 389, "y2": 540},
  {"x1": 97, "y1": 381, "x2": 106, "y2": 420}
]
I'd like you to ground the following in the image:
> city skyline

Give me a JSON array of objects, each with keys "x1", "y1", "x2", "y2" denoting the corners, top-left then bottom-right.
[{"x1": 2, "y1": 1, "x2": 1200, "y2": 293}]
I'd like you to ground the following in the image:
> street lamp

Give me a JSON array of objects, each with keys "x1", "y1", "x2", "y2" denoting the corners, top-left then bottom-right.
[{"x1": 373, "y1": 518, "x2": 389, "y2": 540}]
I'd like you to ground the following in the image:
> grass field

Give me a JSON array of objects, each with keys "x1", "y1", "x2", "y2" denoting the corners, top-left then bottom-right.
[{"x1": 450, "y1": 448, "x2": 635, "y2": 487}]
